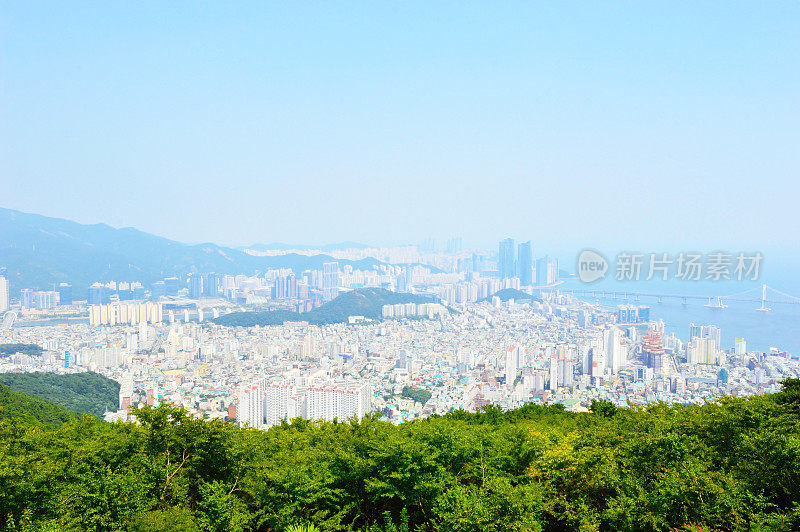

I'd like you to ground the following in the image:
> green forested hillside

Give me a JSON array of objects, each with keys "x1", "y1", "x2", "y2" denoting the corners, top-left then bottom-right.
[
  {"x1": 1, "y1": 381, "x2": 800, "y2": 531},
  {"x1": 0, "y1": 383, "x2": 77, "y2": 428},
  {"x1": 0, "y1": 371, "x2": 119, "y2": 417},
  {"x1": 0, "y1": 344, "x2": 44, "y2": 357},
  {"x1": 214, "y1": 288, "x2": 437, "y2": 327}
]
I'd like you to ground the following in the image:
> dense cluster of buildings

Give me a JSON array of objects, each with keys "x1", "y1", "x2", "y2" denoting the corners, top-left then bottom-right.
[
  {"x1": 0, "y1": 239, "x2": 797, "y2": 428},
  {"x1": 1, "y1": 287, "x2": 796, "y2": 428}
]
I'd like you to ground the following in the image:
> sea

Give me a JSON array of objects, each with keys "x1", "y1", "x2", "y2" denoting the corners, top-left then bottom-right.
[{"x1": 558, "y1": 276, "x2": 800, "y2": 356}]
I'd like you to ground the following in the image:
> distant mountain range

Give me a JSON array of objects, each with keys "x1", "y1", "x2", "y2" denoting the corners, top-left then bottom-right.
[
  {"x1": 246, "y1": 241, "x2": 373, "y2": 252},
  {"x1": 0, "y1": 207, "x2": 383, "y2": 296},
  {"x1": 213, "y1": 287, "x2": 438, "y2": 327}
]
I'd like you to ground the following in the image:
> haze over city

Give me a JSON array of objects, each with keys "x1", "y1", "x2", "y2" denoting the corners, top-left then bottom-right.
[{"x1": 2, "y1": 2, "x2": 799, "y2": 253}]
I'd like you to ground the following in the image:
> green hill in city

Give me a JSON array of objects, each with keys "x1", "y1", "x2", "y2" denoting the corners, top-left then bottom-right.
[
  {"x1": 0, "y1": 371, "x2": 119, "y2": 417},
  {"x1": 213, "y1": 287, "x2": 438, "y2": 327},
  {"x1": 0, "y1": 383, "x2": 78, "y2": 428},
  {"x1": 479, "y1": 288, "x2": 543, "y2": 303},
  {"x1": 0, "y1": 343, "x2": 44, "y2": 357}
]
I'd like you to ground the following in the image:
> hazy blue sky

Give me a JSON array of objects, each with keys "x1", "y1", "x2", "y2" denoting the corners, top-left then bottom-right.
[{"x1": 1, "y1": 2, "x2": 798, "y2": 252}]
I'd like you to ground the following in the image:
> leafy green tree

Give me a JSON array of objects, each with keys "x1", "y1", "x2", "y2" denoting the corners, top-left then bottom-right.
[{"x1": 128, "y1": 507, "x2": 200, "y2": 532}]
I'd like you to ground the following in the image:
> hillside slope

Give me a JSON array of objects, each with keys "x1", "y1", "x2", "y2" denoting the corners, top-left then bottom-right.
[
  {"x1": 0, "y1": 383, "x2": 78, "y2": 428},
  {"x1": 0, "y1": 371, "x2": 119, "y2": 417}
]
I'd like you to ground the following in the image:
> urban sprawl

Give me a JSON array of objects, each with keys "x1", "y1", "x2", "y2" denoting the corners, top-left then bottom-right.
[{"x1": 0, "y1": 239, "x2": 796, "y2": 429}]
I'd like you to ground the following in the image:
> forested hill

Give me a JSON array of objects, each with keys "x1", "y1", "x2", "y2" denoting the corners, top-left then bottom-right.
[
  {"x1": 0, "y1": 371, "x2": 119, "y2": 417},
  {"x1": 0, "y1": 383, "x2": 78, "y2": 428},
  {"x1": 479, "y1": 288, "x2": 543, "y2": 303},
  {"x1": 213, "y1": 287, "x2": 438, "y2": 327},
  {"x1": 0, "y1": 343, "x2": 44, "y2": 357},
  {"x1": 2, "y1": 380, "x2": 800, "y2": 531}
]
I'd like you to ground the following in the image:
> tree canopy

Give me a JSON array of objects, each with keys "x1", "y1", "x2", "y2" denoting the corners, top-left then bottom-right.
[{"x1": 1, "y1": 382, "x2": 800, "y2": 531}]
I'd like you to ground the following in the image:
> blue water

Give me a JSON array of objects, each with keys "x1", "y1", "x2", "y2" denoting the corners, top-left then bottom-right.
[{"x1": 558, "y1": 277, "x2": 800, "y2": 356}]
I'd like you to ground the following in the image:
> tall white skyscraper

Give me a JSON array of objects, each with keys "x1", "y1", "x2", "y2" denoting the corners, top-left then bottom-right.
[
  {"x1": 734, "y1": 338, "x2": 747, "y2": 356},
  {"x1": 505, "y1": 346, "x2": 519, "y2": 386},
  {"x1": 549, "y1": 352, "x2": 559, "y2": 390},
  {"x1": 322, "y1": 262, "x2": 340, "y2": 301},
  {"x1": 604, "y1": 327, "x2": 626, "y2": 374},
  {"x1": 238, "y1": 382, "x2": 265, "y2": 429},
  {"x1": 0, "y1": 276, "x2": 8, "y2": 312},
  {"x1": 688, "y1": 337, "x2": 718, "y2": 365}
]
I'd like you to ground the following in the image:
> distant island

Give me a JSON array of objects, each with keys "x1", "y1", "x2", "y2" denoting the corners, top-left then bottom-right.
[{"x1": 213, "y1": 287, "x2": 439, "y2": 327}]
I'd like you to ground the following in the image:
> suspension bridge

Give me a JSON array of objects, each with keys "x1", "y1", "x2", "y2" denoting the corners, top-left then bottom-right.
[{"x1": 560, "y1": 284, "x2": 800, "y2": 311}]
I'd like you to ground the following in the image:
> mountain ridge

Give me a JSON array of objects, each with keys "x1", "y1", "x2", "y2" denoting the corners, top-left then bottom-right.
[{"x1": 0, "y1": 207, "x2": 385, "y2": 296}]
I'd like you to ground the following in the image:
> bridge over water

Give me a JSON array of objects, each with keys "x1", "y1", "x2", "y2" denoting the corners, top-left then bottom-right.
[{"x1": 560, "y1": 284, "x2": 800, "y2": 310}]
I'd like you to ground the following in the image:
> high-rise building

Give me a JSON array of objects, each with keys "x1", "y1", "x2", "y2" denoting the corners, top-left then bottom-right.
[
  {"x1": 689, "y1": 324, "x2": 721, "y2": 349},
  {"x1": 189, "y1": 274, "x2": 203, "y2": 299},
  {"x1": 34, "y1": 291, "x2": 56, "y2": 309},
  {"x1": 264, "y1": 381, "x2": 304, "y2": 426},
  {"x1": 203, "y1": 273, "x2": 219, "y2": 297},
  {"x1": 534, "y1": 256, "x2": 560, "y2": 287},
  {"x1": 549, "y1": 352, "x2": 559, "y2": 390},
  {"x1": 0, "y1": 276, "x2": 8, "y2": 312},
  {"x1": 734, "y1": 338, "x2": 747, "y2": 356},
  {"x1": 274, "y1": 273, "x2": 297, "y2": 300},
  {"x1": 505, "y1": 346, "x2": 519, "y2": 386},
  {"x1": 642, "y1": 330, "x2": 667, "y2": 374},
  {"x1": 305, "y1": 382, "x2": 372, "y2": 423},
  {"x1": 238, "y1": 379, "x2": 372, "y2": 429},
  {"x1": 535, "y1": 256, "x2": 549, "y2": 286},
  {"x1": 238, "y1": 382, "x2": 265, "y2": 429},
  {"x1": 163, "y1": 277, "x2": 180, "y2": 296},
  {"x1": 517, "y1": 241, "x2": 532, "y2": 286},
  {"x1": 498, "y1": 238, "x2": 516, "y2": 280},
  {"x1": 557, "y1": 353, "x2": 574, "y2": 388},
  {"x1": 688, "y1": 336, "x2": 718, "y2": 365},
  {"x1": 20, "y1": 288, "x2": 35, "y2": 309},
  {"x1": 446, "y1": 237, "x2": 463, "y2": 254},
  {"x1": 604, "y1": 327, "x2": 626, "y2": 374},
  {"x1": 88, "y1": 284, "x2": 106, "y2": 305},
  {"x1": 58, "y1": 283, "x2": 73, "y2": 306},
  {"x1": 322, "y1": 262, "x2": 340, "y2": 301}
]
